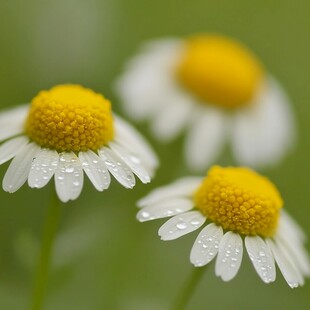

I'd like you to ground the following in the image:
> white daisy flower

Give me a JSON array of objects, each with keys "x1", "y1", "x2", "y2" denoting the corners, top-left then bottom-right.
[
  {"x1": 0, "y1": 84, "x2": 158, "y2": 202},
  {"x1": 116, "y1": 35, "x2": 296, "y2": 171},
  {"x1": 137, "y1": 166, "x2": 310, "y2": 287}
]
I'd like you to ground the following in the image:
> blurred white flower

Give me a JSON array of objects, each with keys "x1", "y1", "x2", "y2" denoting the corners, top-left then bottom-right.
[
  {"x1": 137, "y1": 166, "x2": 310, "y2": 287},
  {"x1": 116, "y1": 35, "x2": 296, "y2": 171},
  {"x1": 0, "y1": 84, "x2": 158, "y2": 202}
]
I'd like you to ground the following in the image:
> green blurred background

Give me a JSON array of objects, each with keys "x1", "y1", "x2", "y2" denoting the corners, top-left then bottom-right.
[{"x1": 0, "y1": 0, "x2": 310, "y2": 309}]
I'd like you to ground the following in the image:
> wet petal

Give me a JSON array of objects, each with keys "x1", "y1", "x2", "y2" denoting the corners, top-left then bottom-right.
[
  {"x1": 215, "y1": 231, "x2": 243, "y2": 281},
  {"x1": 98, "y1": 147, "x2": 135, "y2": 189},
  {"x1": 245, "y1": 236, "x2": 276, "y2": 283},
  {"x1": 28, "y1": 149, "x2": 59, "y2": 188},
  {"x1": 137, "y1": 197, "x2": 194, "y2": 222},
  {"x1": 158, "y1": 211, "x2": 206, "y2": 241},
  {"x1": 55, "y1": 152, "x2": 84, "y2": 203},
  {"x1": 3, "y1": 143, "x2": 40, "y2": 192},
  {"x1": 109, "y1": 142, "x2": 151, "y2": 184},
  {"x1": 266, "y1": 239, "x2": 302, "y2": 288},
  {"x1": 190, "y1": 223, "x2": 223, "y2": 267},
  {"x1": 276, "y1": 234, "x2": 310, "y2": 277},
  {"x1": 79, "y1": 150, "x2": 110, "y2": 191},
  {"x1": 114, "y1": 115, "x2": 159, "y2": 171}
]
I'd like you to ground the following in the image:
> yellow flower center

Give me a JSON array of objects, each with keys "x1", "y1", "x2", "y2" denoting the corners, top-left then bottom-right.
[
  {"x1": 194, "y1": 166, "x2": 283, "y2": 237},
  {"x1": 176, "y1": 35, "x2": 264, "y2": 109},
  {"x1": 24, "y1": 84, "x2": 114, "y2": 152}
]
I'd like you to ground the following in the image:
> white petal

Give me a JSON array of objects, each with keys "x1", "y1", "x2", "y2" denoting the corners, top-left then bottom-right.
[
  {"x1": 215, "y1": 232, "x2": 243, "y2": 281},
  {"x1": 245, "y1": 236, "x2": 276, "y2": 283},
  {"x1": 98, "y1": 147, "x2": 135, "y2": 189},
  {"x1": 109, "y1": 142, "x2": 151, "y2": 184},
  {"x1": 3, "y1": 143, "x2": 40, "y2": 192},
  {"x1": 137, "y1": 197, "x2": 194, "y2": 222},
  {"x1": 158, "y1": 211, "x2": 206, "y2": 241},
  {"x1": 0, "y1": 127, "x2": 25, "y2": 143},
  {"x1": 266, "y1": 239, "x2": 302, "y2": 288},
  {"x1": 137, "y1": 177, "x2": 203, "y2": 207},
  {"x1": 28, "y1": 149, "x2": 59, "y2": 188},
  {"x1": 0, "y1": 104, "x2": 29, "y2": 124},
  {"x1": 115, "y1": 39, "x2": 183, "y2": 121},
  {"x1": 150, "y1": 91, "x2": 193, "y2": 141},
  {"x1": 0, "y1": 105, "x2": 29, "y2": 142},
  {"x1": 275, "y1": 235, "x2": 310, "y2": 277},
  {"x1": 55, "y1": 152, "x2": 84, "y2": 203},
  {"x1": 190, "y1": 223, "x2": 223, "y2": 267},
  {"x1": 79, "y1": 151, "x2": 110, "y2": 191},
  {"x1": 231, "y1": 77, "x2": 295, "y2": 168},
  {"x1": 114, "y1": 115, "x2": 159, "y2": 171},
  {"x1": 280, "y1": 210, "x2": 306, "y2": 243},
  {"x1": 184, "y1": 106, "x2": 227, "y2": 172},
  {"x1": 0, "y1": 136, "x2": 29, "y2": 165}
]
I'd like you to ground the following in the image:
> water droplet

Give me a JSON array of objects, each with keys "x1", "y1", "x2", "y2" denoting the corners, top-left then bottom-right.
[
  {"x1": 190, "y1": 219, "x2": 201, "y2": 226},
  {"x1": 176, "y1": 222, "x2": 187, "y2": 230},
  {"x1": 65, "y1": 167, "x2": 74, "y2": 173},
  {"x1": 141, "y1": 211, "x2": 150, "y2": 218}
]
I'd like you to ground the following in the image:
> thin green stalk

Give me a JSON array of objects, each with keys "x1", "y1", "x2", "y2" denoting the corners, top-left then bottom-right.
[
  {"x1": 31, "y1": 190, "x2": 62, "y2": 310},
  {"x1": 173, "y1": 267, "x2": 206, "y2": 310}
]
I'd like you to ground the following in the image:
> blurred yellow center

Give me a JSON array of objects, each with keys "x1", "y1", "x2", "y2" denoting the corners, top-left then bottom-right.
[
  {"x1": 25, "y1": 84, "x2": 114, "y2": 152},
  {"x1": 194, "y1": 166, "x2": 282, "y2": 237},
  {"x1": 176, "y1": 35, "x2": 264, "y2": 109}
]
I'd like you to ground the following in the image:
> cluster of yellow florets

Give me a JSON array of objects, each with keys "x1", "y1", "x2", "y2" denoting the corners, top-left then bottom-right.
[
  {"x1": 194, "y1": 166, "x2": 283, "y2": 237},
  {"x1": 24, "y1": 84, "x2": 114, "y2": 152},
  {"x1": 176, "y1": 35, "x2": 264, "y2": 109}
]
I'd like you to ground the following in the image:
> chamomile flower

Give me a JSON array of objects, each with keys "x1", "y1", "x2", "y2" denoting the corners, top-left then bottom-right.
[
  {"x1": 0, "y1": 84, "x2": 158, "y2": 202},
  {"x1": 116, "y1": 35, "x2": 296, "y2": 171},
  {"x1": 137, "y1": 166, "x2": 310, "y2": 287}
]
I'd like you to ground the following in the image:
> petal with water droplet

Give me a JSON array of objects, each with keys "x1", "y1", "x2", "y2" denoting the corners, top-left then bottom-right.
[
  {"x1": 215, "y1": 231, "x2": 243, "y2": 281},
  {"x1": 28, "y1": 149, "x2": 59, "y2": 188},
  {"x1": 3, "y1": 143, "x2": 40, "y2": 192},
  {"x1": 190, "y1": 223, "x2": 223, "y2": 267},
  {"x1": 137, "y1": 197, "x2": 194, "y2": 222},
  {"x1": 158, "y1": 211, "x2": 205, "y2": 241},
  {"x1": 79, "y1": 150, "x2": 110, "y2": 191},
  {"x1": 55, "y1": 152, "x2": 84, "y2": 202},
  {"x1": 113, "y1": 115, "x2": 159, "y2": 171},
  {"x1": 245, "y1": 236, "x2": 276, "y2": 283},
  {"x1": 0, "y1": 136, "x2": 29, "y2": 165},
  {"x1": 109, "y1": 142, "x2": 151, "y2": 183},
  {"x1": 98, "y1": 147, "x2": 135, "y2": 189},
  {"x1": 266, "y1": 239, "x2": 301, "y2": 288},
  {"x1": 276, "y1": 233, "x2": 310, "y2": 277}
]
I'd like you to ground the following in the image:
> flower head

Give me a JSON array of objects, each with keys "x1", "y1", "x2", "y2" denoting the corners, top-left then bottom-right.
[
  {"x1": 0, "y1": 84, "x2": 158, "y2": 202},
  {"x1": 137, "y1": 166, "x2": 310, "y2": 287},
  {"x1": 116, "y1": 34, "x2": 296, "y2": 171}
]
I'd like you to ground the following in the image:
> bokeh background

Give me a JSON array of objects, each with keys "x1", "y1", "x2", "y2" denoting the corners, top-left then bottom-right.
[{"x1": 0, "y1": 0, "x2": 310, "y2": 309}]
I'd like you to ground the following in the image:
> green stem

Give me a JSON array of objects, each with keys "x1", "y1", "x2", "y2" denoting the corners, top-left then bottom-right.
[
  {"x1": 31, "y1": 190, "x2": 62, "y2": 310},
  {"x1": 173, "y1": 267, "x2": 206, "y2": 310}
]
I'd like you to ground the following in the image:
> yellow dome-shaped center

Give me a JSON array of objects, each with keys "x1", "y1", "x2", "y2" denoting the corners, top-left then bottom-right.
[
  {"x1": 24, "y1": 84, "x2": 114, "y2": 152},
  {"x1": 176, "y1": 35, "x2": 264, "y2": 109},
  {"x1": 194, "y1": 166, "x2": 282, "y2": 237}
]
